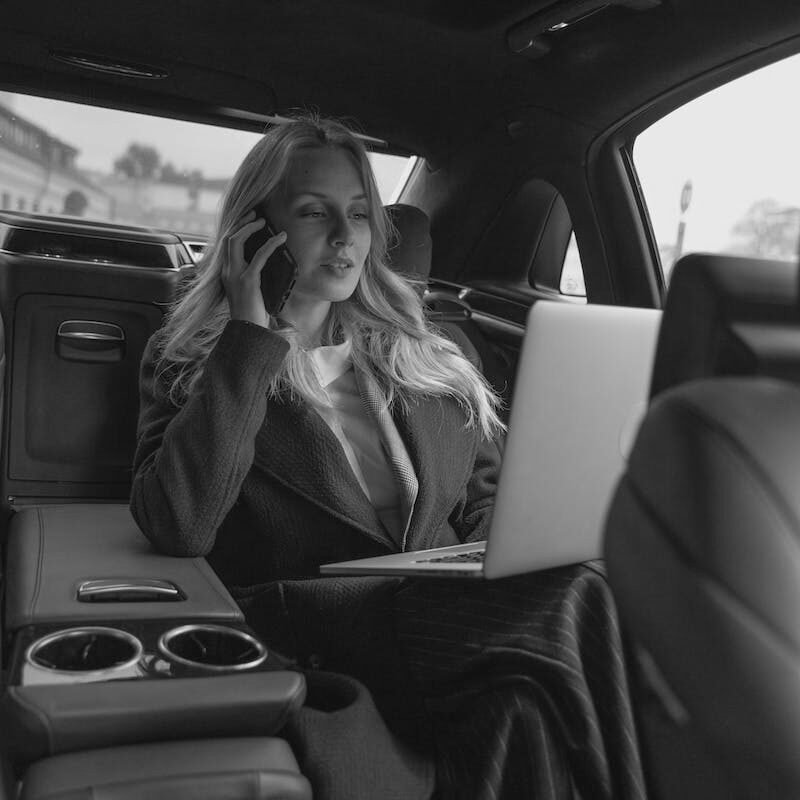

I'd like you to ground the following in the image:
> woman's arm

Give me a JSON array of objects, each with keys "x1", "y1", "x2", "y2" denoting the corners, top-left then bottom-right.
[
  {"x1": 457, "y1": 434, "x2": 503, "y2": 544},
  {"x1": 130, "y1": 320, "x2": 289, "y2": 556}
]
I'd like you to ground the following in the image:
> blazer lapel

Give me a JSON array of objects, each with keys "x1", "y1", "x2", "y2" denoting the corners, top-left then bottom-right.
[
  {"x1": 395, "y1": 394, "x2": 478, "y2": 551},
  {"x1": 354, "y1": 370, "x2": 418, "y2": 548},
  {"x1": 253, "y1": 394, "x2": 396, "y2": 550}
]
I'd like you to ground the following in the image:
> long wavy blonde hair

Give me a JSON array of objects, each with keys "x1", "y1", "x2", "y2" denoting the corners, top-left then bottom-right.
[{"x1": 156, "y1": 114, "x2": 504, "y2": 439}]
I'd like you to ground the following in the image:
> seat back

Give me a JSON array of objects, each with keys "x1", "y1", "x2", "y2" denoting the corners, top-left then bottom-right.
[
  {"x1": 649, "y1": 252, "x2": 800, "y2": 399},
  {"x1": 385, "y1": 203, "x2": 433, "y2": 278},
  {"x1": 606, "y1": 252, "x2": 800, "y2": 799},
  {"x1": 604, "y1": 377, "x2": 800, "y2": 800},
  {"x1": 384, "y1": 202, "x2": 485, "y2": 371}
]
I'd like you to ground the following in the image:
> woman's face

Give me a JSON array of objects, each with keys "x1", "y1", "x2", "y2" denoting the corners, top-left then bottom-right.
[{"x1": 266, "y1": 146, "x2": 372, "y2": 312}]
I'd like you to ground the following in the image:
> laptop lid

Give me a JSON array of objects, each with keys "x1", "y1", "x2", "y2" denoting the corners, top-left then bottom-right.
[
  {"x1": 319, "y1": 301, "x2": 661, "y2": 579},
  {"x1": 482, "y1": 302, "x2": 661, "y2": 578}
]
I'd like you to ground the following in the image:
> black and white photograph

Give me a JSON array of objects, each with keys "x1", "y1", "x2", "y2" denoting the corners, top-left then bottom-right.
[{"x1": 0, "y1": 1, "x2": 798, "y2": 798}]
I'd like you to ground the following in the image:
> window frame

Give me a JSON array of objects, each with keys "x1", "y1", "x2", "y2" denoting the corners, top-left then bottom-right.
[{"x1": 593, "y1": 37, "x2": 800, "y2": 303}]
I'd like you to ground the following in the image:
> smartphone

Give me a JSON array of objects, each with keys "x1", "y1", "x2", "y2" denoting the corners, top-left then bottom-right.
[{"x1": 243, "y1": 204, "x2": 298, "y2": 315}]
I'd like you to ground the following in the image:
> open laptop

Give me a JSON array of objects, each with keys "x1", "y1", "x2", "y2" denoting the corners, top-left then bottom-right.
[{"x1": 320, "y1": 301, "x2": 661, "y2": 579}]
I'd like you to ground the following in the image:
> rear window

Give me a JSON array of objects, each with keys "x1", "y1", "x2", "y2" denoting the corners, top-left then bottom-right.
[{"x1": 0, "y1": 91, "x2": 415, "y2": 236}]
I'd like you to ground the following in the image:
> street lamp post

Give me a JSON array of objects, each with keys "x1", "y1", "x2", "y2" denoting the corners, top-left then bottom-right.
[{"x1": 674, "y1": 179, "x2": 693, "y2": 262}]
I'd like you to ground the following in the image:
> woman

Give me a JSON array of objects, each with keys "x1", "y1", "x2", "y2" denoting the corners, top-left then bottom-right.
[{"x1": 131, "y1": 115, "x2": 645, "y2": 799}]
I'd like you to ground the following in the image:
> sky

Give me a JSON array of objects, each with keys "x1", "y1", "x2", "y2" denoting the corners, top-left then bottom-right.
[{"x1": 634, "y1": 52, "x2": 800, "y2": 257}]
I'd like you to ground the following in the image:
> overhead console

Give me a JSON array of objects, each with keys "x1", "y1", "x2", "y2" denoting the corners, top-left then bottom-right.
[{"x1": 1, "y1": 504, "x2": 305, "y2": 770}]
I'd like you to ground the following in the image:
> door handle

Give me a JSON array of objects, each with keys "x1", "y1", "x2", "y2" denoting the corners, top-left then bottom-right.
[
  {"x1": 56, "y1": 320, "x2": 126, "y2": 362},
  {"x1": 424, "y1": 290, "x2": 473, "y2": 322}
]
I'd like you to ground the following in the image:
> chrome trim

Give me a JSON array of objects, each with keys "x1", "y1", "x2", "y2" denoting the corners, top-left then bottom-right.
[
  {"x1": 26, "y1": 627, "x2": 143, "y2": 676},
  {"x1": 50, "y1": 50, "x2": 169, "y2": 79},
  {"x1": 158, "y1": 624, "x2": 267, "y2": 673},
  {"x1": 58, "y1": 331, "x2": 121, "y2": 342},
  {"x1": 57, "y1": 320, "x2": 125, "y2": 342},
  {"x1": 77, "y1": 578, "x2": 182, "y2": 601},
  {"x1": 0, "y1": 246, "x2": 181, "y2": 270}
]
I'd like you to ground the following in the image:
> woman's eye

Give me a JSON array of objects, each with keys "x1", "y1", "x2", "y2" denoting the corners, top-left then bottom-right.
[
  {"x1": 350, "y1": 210, "x2": 369, "y2": 220},
  {"x1": 300, "y1": 210, "x2": 326, "y2": 218}
]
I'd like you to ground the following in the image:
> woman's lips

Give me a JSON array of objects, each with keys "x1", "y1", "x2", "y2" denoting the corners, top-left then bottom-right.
[{"x1": 322, "y1": 259, "x2": 355, "y2": 275}]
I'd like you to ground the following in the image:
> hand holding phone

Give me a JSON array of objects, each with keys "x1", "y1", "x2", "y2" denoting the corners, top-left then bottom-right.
[{"x1": 243, "y1": 204, "x2": 298, "y2": 315}]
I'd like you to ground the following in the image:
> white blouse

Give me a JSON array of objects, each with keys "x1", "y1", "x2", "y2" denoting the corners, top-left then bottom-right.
[{"x1": 307, "y1": 341, "x2": 409, "y2": 543}]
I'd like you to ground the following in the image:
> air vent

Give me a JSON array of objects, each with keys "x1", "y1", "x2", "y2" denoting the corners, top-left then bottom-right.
[{"x1": 0, "y1": 224, "x2": 184, "y2": 269}]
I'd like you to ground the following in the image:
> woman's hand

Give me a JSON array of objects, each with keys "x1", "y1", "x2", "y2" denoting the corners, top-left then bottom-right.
[{"x1": 221, "y1": 211, "x2": 288, "y2": 328}]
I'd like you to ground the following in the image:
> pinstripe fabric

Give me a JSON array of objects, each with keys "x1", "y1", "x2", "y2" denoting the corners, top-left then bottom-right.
[
  {"x1": 393, "y1": 562, "x2": 648, "y2": 800},
  {"x1": 355, "y1": 370, "x2": 419, "y2": 549},
  {"x1": 261, "y1": 564, "x2": 647, "y2": 800}
]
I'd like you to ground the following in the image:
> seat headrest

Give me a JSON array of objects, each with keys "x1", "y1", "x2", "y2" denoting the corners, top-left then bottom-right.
[
  {"x1": 384, "y1": 203, "x2": 432, "y2": 278},
  {"x1": 649, "y1": 253, "x2": 800, "y2": 399},
  {"x1": 604, "y1": 376, "x2": 800, "y2": 796}
]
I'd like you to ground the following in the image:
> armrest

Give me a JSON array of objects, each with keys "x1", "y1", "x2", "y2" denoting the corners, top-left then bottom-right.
[
  {"x1": 22, "y1": 738, "x2": 311, "y2": 800},
  {"x1": 5, "y1": 504, "x2": 243, "y2": 630},
  {"x1": 2, "y1": 671, "x2": 306, "y2": 765}
]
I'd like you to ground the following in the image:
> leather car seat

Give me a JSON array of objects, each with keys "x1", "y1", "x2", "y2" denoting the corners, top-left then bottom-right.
[
  {"x1": 649, "y1": 252, "x2": 800, "y2": 398},
  {"x1": 605, "y1": 252, "x2": 800, "y2": 798},
  {"x1": 384, "y1": 202, "x2": 486, "y2": 372},
  {"x1": 19, "y1": 737, "x2": 311, "y2": 799},
  {"x1": 604, "y1": 377, "x2": 800, "y2": 800},
  {"x1": 385, "y1": 202, "x2": 433, "y2": 279}
]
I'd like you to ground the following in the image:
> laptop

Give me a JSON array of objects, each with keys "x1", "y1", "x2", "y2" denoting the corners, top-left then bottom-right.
[{"x1": 320, "y1": 302, "x2": 661, "y2": 579}]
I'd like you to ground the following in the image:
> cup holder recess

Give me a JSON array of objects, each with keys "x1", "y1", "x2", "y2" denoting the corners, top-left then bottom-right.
[
  {"x1": 158, "y1": 624, "x2": 267, "y2": 672},
  {"x1": 26, "y1": 627, "x2": 143, "y2": 675}
]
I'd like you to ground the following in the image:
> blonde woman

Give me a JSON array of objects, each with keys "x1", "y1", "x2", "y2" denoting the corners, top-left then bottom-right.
[{"x1": 131, "y1": 115, "x2": 644, "y2": 800}]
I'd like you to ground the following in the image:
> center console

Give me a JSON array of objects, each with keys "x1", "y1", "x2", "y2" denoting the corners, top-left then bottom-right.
[{"x1": 1, "y1": 503, "x2": 306, "y2": 781}]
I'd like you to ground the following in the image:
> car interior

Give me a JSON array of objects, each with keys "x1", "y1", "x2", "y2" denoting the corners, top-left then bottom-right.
[{"x1": 1, "y1": 0, "x2": 799, "y2": 797}]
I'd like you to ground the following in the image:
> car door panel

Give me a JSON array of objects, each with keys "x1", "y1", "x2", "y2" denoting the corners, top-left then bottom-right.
[{"x1": 0, "y1": 215, "x2": 184, "y2": 509}]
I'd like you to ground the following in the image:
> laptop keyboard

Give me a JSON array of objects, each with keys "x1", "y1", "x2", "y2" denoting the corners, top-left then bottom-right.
[{"x1": 416, "y1": 550, "x2": 485, "y2": 564}]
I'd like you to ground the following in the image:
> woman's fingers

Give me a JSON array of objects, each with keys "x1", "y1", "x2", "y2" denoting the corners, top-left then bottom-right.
[
  {"x1": 221, "y1": 212, "x2": 289, "y2": 328},
  {"x1": 224, "y1": 214, "x2": 263, "y2": 271},
  {"x1": 243, "y1": 230, "x2": 287, "y2": 278},
  {"x1": 226, "y1": 217, "x2": 287, "y2": 273}
]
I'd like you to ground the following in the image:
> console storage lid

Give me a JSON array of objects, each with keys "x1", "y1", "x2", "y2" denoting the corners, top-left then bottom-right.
[
  {"x1": 5, "y1": 504, "x2": 243, "y2": 630},
  {"x1": 3, "y1": 672, "x2": 306, "y2": 765},
  {"x1": 20, "y1": 738, "x2": 311, "y2": 800}
]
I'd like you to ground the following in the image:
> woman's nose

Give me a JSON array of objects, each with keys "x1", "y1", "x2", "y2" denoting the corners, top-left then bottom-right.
[{"x1": 329, "y1": 214, "x2": 354, "y2": 247}]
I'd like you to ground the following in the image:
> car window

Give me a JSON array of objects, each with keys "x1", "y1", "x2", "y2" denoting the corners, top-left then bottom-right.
[
  {"x1": 0, "y1": 91, "x2": 415, "y2": 236},
  {"x1": 634, "y1": 52, "x2": 800, "y2": 284},
  {"x1": 559, "y1": 232, "x2": 586, "y2": 296}
]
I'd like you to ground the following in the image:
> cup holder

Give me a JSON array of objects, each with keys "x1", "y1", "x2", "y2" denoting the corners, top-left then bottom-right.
[
  {"x1": 26, "y1": 627, "x2": 143, "y2": 675},
  {"x1": 158, "y1": 624, "x2": 267, "y2": 673}
]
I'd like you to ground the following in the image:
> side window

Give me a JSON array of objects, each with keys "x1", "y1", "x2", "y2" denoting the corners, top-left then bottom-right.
[
  {"x1": 634, "y1": 53, "x2": 800, "y2": 284},
  {"x1": 559, "y1": 232, "x2": 586, "y2": 297},
  {"x1": 528, "y1": 181, "x2": 586, "y2": 298},
  {"x1": 0, "y1": 91, "x2": 417, "y2": 233},
  {"x1": 368, "y1": 153, "x2": 418, "y2": 203}
]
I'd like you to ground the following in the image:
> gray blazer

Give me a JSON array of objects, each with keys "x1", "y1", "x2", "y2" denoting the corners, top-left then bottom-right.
[{"x1": 130, "y1": 319, "x2": 501, "y2": 590}]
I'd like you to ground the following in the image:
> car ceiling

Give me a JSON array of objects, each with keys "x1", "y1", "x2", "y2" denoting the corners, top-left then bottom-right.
[{"x1": 2, "y1": 0, "x2": 800, "y2": 163}]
